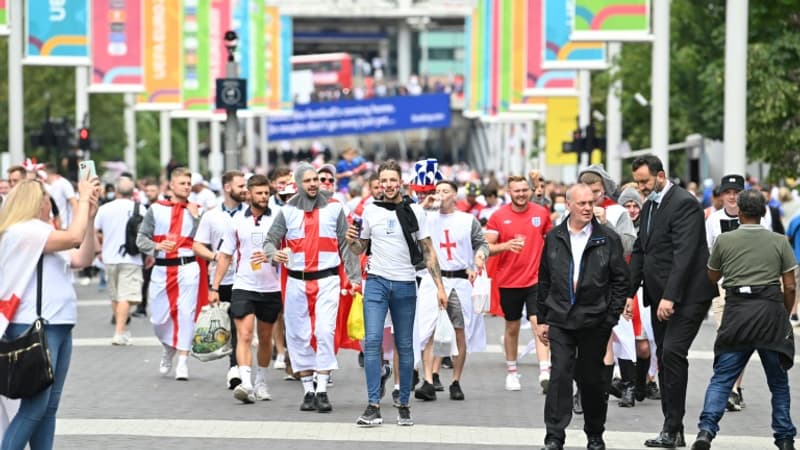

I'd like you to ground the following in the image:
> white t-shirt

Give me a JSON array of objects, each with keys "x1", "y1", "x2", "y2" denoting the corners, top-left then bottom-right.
[
  {"x1": 47, "y1": 176, "x2": 77, "y2": 229},
  {"x1": 362, "y1": 202, "x2": 428, "y2": 282},
  {"x1": 95, "y1": 198, "x2": 147, "y2": 266},
  {"x1": 220, "y1": 207, "x2": 281, "y2": 292},
  {"x1": 705, "y1": 207, "x2": 771, "y2": 249},
  {"x1": 189, "y1": 188, "x2": 219, "y2": 211},
  {"x1": 195, "y1": 207, "x2": 239, "y2": 286}
]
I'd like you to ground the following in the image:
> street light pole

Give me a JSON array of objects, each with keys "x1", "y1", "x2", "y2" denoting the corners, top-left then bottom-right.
[{"x1": 224, "y1": 31, "x2": 240, "y2": 171}]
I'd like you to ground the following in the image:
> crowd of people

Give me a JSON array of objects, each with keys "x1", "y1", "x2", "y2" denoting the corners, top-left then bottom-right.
[{"x1": 0, "y1": 151, "x2": 798, "y2": 450}]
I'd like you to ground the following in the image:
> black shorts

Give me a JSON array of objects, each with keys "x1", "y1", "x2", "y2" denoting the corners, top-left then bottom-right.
[
  {"x1": 499, "y1": 285, "x2": 538, "y2": 321},
  {"x1": 217, "y1": 284, "x2": 233, "y2": 303},
  {"x1": 230, "y1": 289, "x2": 282, "y2": 323}
]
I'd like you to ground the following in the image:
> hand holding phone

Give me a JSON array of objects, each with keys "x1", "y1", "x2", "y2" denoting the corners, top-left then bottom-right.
[{"x1": 79, "y1": 160, "x2": 97, "y2": 180}]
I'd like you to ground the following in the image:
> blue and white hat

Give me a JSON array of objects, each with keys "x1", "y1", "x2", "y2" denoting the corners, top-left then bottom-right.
[{"x1": 410, "y1": 158, "x2": 443, "y2": 193}]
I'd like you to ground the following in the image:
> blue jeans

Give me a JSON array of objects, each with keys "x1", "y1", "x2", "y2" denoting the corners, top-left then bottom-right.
[
  {"x1": 2, "y1": 324, "x2": 73, "y2": 450},
  {"x1": 698, "y1": 349, "x2": 796, "y2": 442},
  {"x1": 363, "y1": 274, "x2": 416, "y2": 406}
]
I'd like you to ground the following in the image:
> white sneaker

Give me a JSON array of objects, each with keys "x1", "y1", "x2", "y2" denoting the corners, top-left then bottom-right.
[
  {"x1": 234, "y1": 384, "x2": 255, "y2": 404},
  {"x1": 111, "y1": 333, "x2": 132, "y2": 346},
  {"x1": 159, "y1": 346, "x2": 176, "y2": 376},
  {"x1": 273, "y1": 356, "x2": 286, "y2": 370},
  {"x1": 253, "y1": 382, "x2": 272, "y2": 401},
  {"x1": 175, "y1": 361, "x2": 189, "y2": 381},
  {"x1": 226, "y1": 366, "x2": 242, "y2": 390},
  {"x1": 505, "y1": 373, "x2": 521, "y2": 391}
]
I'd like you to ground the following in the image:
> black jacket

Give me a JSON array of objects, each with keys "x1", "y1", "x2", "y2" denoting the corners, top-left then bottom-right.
[{"x1": 535, "y1": 218, "x2": 630, "y2": 330}]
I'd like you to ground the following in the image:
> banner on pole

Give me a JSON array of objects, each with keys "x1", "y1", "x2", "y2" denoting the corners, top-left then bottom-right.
[
  {"x1": 279, "y1": 15, "x2": 293, "y2": 110},
  {"x1": 90, "y1": 0, "x2": 144, "y2": 93},
  {"x1": 524, "y1": 0, "x2": 578, "y2": 98},
  {"x1": 542, "y1": 0, "x2": 607, "y2": 70},
  {"x1": 137, "y1": 0, "x2": 182, "y2": 110},
  {"x1": 25, "y1": 0, "x2": 90, "y2": 65},
  {"x1": 571, "y1": 0, "x2": 651, "y2": 42},
  {"x1": 0, "y1": 0, "x2": 8, "y2": 35}
]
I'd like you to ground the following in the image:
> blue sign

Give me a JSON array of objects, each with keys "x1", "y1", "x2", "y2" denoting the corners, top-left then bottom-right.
[
  {"x1": 267, "y1": 94, "x2": 452, "y2": 141},
  {"x1": 25, "y1": 0, "x2": 90, "y2": 64}
]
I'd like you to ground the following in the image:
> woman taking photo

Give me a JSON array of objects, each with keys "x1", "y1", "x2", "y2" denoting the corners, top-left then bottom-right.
[{"x1": 0, "y1": 175, "x2": 99, "y2": 450}]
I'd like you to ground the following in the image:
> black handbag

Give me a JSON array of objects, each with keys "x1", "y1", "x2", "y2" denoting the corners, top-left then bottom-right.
[{"x1": 0, "y1": 256, "x2": 55, "y2": 399}]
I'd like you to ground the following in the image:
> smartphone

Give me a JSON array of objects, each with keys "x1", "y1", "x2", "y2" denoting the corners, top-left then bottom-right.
[{"x1": 79, "y1": 160, "x2": 97, "y2": 179}]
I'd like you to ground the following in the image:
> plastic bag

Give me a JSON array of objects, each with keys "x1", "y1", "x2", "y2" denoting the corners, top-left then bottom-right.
[
  {"x1": 347, "y1": 292, "x2": 365, "y2": 340},
  {"x1": 471, "y1": 271, "x2": 491, "y2": 314},
  {"x1": 191, "y1": 303, "x2": 233, "y2": 362},
  {"x1": 433, "y1": 309, "x2": 458, "y2": 357}
]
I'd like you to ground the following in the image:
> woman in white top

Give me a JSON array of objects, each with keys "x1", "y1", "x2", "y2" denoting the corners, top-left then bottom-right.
[{"x1": 0, "y1": 176, "x2": 99, "y2": 450}]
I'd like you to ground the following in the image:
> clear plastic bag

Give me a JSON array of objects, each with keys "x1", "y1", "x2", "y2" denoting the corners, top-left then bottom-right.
[
  {"x1": 191, "y1": 303, "x2": 233, "y2": 362},
  {"x1": 433, "y1": 309, "x2": 458, "y2": 357},
  {"x1": 471, "y1": 271, "x2": 491, "y2": 314}
]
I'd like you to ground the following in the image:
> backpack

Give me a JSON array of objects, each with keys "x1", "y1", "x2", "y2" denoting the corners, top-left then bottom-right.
[{"x1": 120, "y1": 202, "x2": 144, "y2": 256}]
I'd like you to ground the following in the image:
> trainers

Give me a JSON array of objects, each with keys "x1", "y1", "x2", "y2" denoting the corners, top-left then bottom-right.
[
  {"x1": 432, "y1": 373, "x2": 444, "y2": 391},
  {"x1": 573, "y1": 391, "x2": 583, "y2": 415},
  {"x1": 233, "y1": 385, "x2": 255, "y2": 404},
  {"x1": 790, "y1": 313, "x2": 800, "y2": 327},
  {"x1": 539, "y1": 370, "x2": 550, "y2": 394},
  {"x1": 392, "y1": 389, "x2": 401, "y2": 407},
  {"x1": 253, "y1": 383, "x2": 272, "y2": 401},
  {"x1": 609, "y1": 377, "x2": 624, "y2": 398},
  {"x1": 412, "y1": 368, "x2": 420, "y2": 388},
  {"x1": 726, "y1": 390, "x2": 743, "y2": 412},
  {"x1": 356, "y1": 404, "x2": 383, "y2": 427},
  {"x1": 175, "y1": 361, "x2": 189, "y2": 381},
  {"x1": 441, "y1": 356, "x2": 453, "y2": 369},
  {"x1": 449, "y1": 380, "x2": 465, "y2": 400},
  {"x1": 380, "y1": 364, "x2": 392, "y2": 398},
  {"x1": 646, "y1": 381, "x2": 661, "y2": 400},
  {"x1": 159, "y1": 346, "x2": 176, "y2": 376},
  {"x1": 505, "y1": 372, "x2": 521, "y2": 391},
  {"x1": 300, "y1": 392, "x2": 317, "y2": 411},
  {"x1": 226, "y1": 366, "x2": 242, "y2": 390},
  {"x1": 736, "y1": 387, "x2": 746, "y2": 409},
  {"x1": 274, "y1": 360, "x2": 286, "y2": 370},
  {"x1": 414, "y1": 380, "x2": 437, "y2": 401},
  {"x1": 327, "y1": 373, "x2": 335, "y2": 387},
  {"x1": 111, "y1": 333, "x2": 132, "y2": 346},
  {"x1": 397, "y1": 405, "x2": 414, "y2": 426},
  {"x1": 314, "y1": 392, "x2": 333, "y2": 413}
]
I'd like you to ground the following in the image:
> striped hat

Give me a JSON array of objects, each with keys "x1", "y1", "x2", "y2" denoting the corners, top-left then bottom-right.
[{"x1": 410, "y1": 158, "x2": 443, "y2": 193}]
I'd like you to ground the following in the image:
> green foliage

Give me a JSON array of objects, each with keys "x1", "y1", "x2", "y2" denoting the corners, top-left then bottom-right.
[{"x1": 591, "y1": 1, "x2": 800, "y2": 181}]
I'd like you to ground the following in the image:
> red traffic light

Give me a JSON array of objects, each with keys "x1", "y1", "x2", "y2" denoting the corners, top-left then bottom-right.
[{"x1": 79, "y1": 128, "x2": 89, "y2": 140}]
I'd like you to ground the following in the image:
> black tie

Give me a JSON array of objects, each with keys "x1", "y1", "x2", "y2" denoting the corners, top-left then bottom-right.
[{"x1": 647, "y1": 200, "x2": 659, "y2": 233}]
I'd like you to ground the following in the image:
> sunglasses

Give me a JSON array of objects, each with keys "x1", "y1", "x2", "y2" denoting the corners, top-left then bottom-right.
[{"x1": 319, "y1": 177, "x2": 334, "y2": 183}]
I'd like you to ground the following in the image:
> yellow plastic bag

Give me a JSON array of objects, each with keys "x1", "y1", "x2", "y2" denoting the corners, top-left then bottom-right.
[{"x1": 347, "y1": 292, "x2": 365, "y2": 340}]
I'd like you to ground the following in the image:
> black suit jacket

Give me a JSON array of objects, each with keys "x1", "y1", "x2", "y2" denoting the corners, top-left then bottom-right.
[{"x1": 629, "y1": 184, "x2": 718, "y2": 306}]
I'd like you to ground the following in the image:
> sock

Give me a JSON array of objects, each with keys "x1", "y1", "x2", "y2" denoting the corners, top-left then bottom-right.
[
  {"x1": 239, "y1": 366, "x2": 253, "y2": 389},
  {"x1": 393, "y1": 383, "x2": 400, "y2": 391},
  {"x1": 177, "y1": 354, "x2": 188, "y2": 366},
  {"x1": 316, "y1": 374, "x2": 329, "y2": 393},
  {"x1": 506, "y1": 360, "x2": 518, "y2": 373},
  {"x1": 255, "y1": 366, "x2": 269, "y2": 385},
  {"x1": 618, "y1": 359, "x2": 637, "y2": 384},
  {"x1": 636, "y1": 357, "x2": 650, "y2": 390},
  {"x1": 539, "y1": 360, "x2": 551, "y2": 373},
  {"x1": 301, "y1": 375, "x2": 315, "y2": 394}
]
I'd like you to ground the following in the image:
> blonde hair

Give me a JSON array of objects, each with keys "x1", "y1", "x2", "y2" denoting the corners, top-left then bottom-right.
[
  {"x1": 170, "y1": 167, "x2": 192, "y2": 180},
  {"x1": 0, "y1": 179, "x2": 47, "y2": 236}
]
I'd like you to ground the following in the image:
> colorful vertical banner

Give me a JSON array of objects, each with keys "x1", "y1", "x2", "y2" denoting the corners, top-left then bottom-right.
[
  {"x1": 248, "y1": 1, "x2": 268, "y2": 109},
  {"x1": 545, "y1": 97, "x2": 579, "y2": 165},
  {"x1": 90, "y1": 0, "x2": 144, "y2": 92},
  {"x1": 231, "y1": 0, "x2": 251, "y2": 99},
  {"x1": 542, "y1": 0, "x2": 607, "y2": 70},
  {"x1": 279, "y1": 15, "x2": 293, "y2": 110},
  {"x1": 25, "y1": 0, "x2": 90, "y2": 65},
  {"x1": 524, "y1": 0, "x2": 578, "y2": 97},
  {"x1": 571, "y1": 0, "x2": 651, "y2": 41},
  {"x1": 181, "y1": 0, "x2": 210, "y2": 111},
  {"x1": 0, "y1": 0, "x2": 8, "y2": 35},
  {"x1": 264, "y1": 6, "x2": 280, "y2": 109},
  {"x1": 138, "y1": 0, "x2": 182, "y2": 109}
]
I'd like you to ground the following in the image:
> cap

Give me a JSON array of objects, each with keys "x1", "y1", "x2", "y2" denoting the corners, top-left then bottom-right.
[
  {"x1": 410, "y1": 158, "x2": 443, "y2": 193},
  {"x1": 279, "y1": 182, "x2": 298, "y2": 195},
  {"x1": 465, "y1": 182, "x2": 481, "y2": 196},
  {"x1": 318, "y1": 163, "x2": 337, "y2": 177},
  {"x1": 191, "y1": 173, "x2": 204, "y2": 186},
  {"x1": 719, "y1": 174, "x2": 745, "y2": 193}
]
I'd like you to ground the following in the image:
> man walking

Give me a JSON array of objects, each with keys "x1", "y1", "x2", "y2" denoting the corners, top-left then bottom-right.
[
  {"x1": 264, "y1": 163, "x2": 360, "y2": 413},
  {"x1": 691, "y1": 189, "x2": 796, "y2": 450},
  {"x1": 137, "y1": 167, "x2": 206, "y2": 381},
  {"x1": 193, "y1": 170, "x2": 246, "y2": 389},
  {"x1": 535, "y1": 183, "x2": 630, "y2": 450},
  {"x1": 629, "y1": 155, "x2": 718, "y2": 447},
  {"x1": 346, "y1": 160, "x2": 447, "y2": 427},
  {"x1": 94, "y1": 176, "x2": 147, "y2": 345}
]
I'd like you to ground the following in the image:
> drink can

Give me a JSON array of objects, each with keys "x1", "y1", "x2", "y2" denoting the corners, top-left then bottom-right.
[{"x1": 353, "y1": 217, "x2": 363, "y2": 235}]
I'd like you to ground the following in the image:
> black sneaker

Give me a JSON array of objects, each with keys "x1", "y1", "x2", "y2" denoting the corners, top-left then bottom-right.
[
  {"x1": 131, "y1": 307, "x2": 146, "y2": 318},
  {"x1": 414, "y1": 381, "x2": 437, "y2": 401},
  {"x1": 736, "y1": 387, "x2": 746, "y2": 409},
  {"x1": 314, "y1": 392, "x2": 332, "y2": 413},
  {"x1": 300, "y1": 392, "x2": 317, "y2": 411},
  {"x1": 397, "y1": 405, "x2": 413, "y2": 426},
  {"x1": 432, "y1": 373, "x2": 444, "y2": 392},
  {"x1": 726, "y1": 390, "x2": 743, "y2": 412},
  {"x1": 609, "y1": 377, "x2": 623, "y2": 398},
  {"x1": 392, "y1": 389, "x2": 401, "y2": 407},
  {"x1": 356, "y1": 404, "x2": 382, "y2": 427},
  {"x1": 646, "y1": 381, "x2": 661, "y2": 400},
  {"x1": 441, "y1": 356, "x2": 453, "y2": 369},
  {"x1": 449, "y1": 381, "x2": 465, "y2": 400},
  {"x1": 380, "y1": 364, "x2": 392, "y2": 399},
  {"x1": 412, "y1": 368, "x2": 419, "y2": 388}
]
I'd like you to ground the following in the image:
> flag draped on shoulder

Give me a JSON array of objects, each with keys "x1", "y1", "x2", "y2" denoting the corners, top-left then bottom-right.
[{"x1": 0, "y1": 220, "x2": 52, "y2": 336}]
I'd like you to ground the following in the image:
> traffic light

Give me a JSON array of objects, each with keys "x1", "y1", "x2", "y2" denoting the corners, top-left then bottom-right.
[{"x1": 78, "y1": 127, "x2": 90, "y2": 150}]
